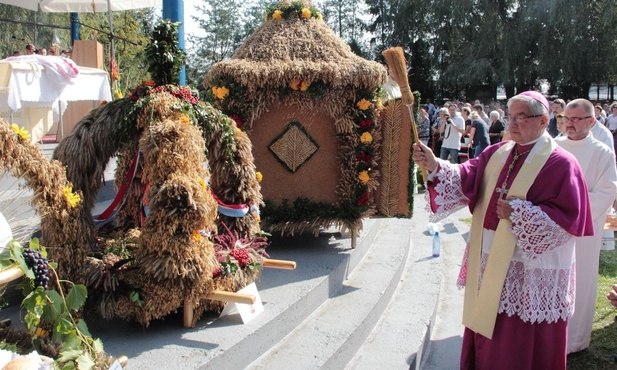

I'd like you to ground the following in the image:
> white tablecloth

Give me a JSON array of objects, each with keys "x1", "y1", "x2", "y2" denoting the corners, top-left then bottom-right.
[{"x1": 0, "y1": 56, "x2": 112, "y2": 143}]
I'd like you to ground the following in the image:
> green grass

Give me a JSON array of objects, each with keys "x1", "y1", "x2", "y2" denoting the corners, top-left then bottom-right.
[{"x1": 568, "y1": 249, "x2": 617, "y2": 369}]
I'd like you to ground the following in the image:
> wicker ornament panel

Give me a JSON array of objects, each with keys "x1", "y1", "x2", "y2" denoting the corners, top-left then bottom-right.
[{"x1": 269, "y1": 121, "x2": 319, "y2": 173}]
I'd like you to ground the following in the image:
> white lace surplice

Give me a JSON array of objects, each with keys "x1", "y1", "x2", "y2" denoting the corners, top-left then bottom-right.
[{"x1": 430, "y1": 160, "x2": 576, "y2": 324}]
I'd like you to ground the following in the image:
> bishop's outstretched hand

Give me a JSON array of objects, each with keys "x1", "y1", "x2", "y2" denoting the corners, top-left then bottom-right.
[{"x1": 412, "y1": 141, "x2": 437, "y2": 172}]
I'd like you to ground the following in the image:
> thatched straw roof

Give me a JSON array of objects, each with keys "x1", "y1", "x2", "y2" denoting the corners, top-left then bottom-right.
[{"x1": 205, "y1": 15, "x2": 387, "y2": 92}]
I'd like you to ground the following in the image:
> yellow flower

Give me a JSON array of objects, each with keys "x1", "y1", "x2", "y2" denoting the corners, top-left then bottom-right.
[
  {"x1": 212, "y1": 86, "x2": 229, "y2": 100},
  {"x1": 179, "y1": 114, "x2": 191, "y2": 125},
  {"x1": 34, "y1": 327, "x2": 49, "y2": 339},
  {"x1": 272, "y1": 10, "x2": 283, "y2": 20},
  {"x1": 375, "y1": 97, "x2": 384, "y2": 109},
  {"x1": 317, "y1": 12, "x2": 323, "y2": 20},
  {"x1": 255, "y1": 214, "x2": 261, "y2": 222},
  {"x1": 300, "y1": 80, "x2": 310, "y2": 91},
  {"x1": 256, "y1": 171, "x2": 263, "y2": 183},
  {"x1": 290, "y1": 79, "x2": 301, "y2": 91},
  {"x1": 198, "y1": 178, "x2": 208, "y2": 190},
  {"x1": 114, "y1": 89, "x2": 123, "y2": 99},
  {"x1": 192, "y1": 230, "x2": 202, "y2": 243},
  {"x1": 360, "y1": 132, "x2": 373, "y2": 144},
  {"x1": 11, "y1": 124, "x2": 30, "y2": 141},
  {"x1": 358, "y1": 171, "x2": 370, "y2": 184},
  {"x1": 301, "y1": 8, "x2": 312, "y2": 19},
  {"x1": 62, "y1": 185, "x2": 81, "y2": 208},
  {"x1": 357, "y1": 99, "x2": 371, "y2": 110}
]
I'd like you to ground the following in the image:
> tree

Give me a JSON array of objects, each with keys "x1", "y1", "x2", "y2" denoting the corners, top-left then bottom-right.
[
  {"x1": 187, "y1": 0, "x2": 247, "y2": 85},
  {"x1": 79, "y1": 10, "x2": 152, "y2": 92}
]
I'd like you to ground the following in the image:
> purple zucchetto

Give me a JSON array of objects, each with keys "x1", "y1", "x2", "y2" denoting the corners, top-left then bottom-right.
[{"x1": 518, "y1": 91, "x2": 550, "y2": 113}]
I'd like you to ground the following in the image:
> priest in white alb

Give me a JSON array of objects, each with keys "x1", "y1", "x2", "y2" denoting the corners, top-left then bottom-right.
[
  {"x1": 412, "y1": 91, "x2": 593, "y2": 369},
  {"x1": 555, "y1": 99, "x2": 617, "y2": 353}
]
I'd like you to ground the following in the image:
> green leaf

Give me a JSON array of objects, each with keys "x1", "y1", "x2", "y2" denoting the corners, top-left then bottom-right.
[
  {"x1": 29, "y1": 238, "x2": 40, "y2": 251},
  {"x1": 75, "y1": 319, "x2": 91, "y2": 337},
  {"x1": 75, "y1": 353, "x2": 95, "y2": 370},
  {"x1": 42, "y1": 290, "x2": 62, "y2": 322},
  {"x1": 62, "y1": 333, "x2": 81, "y2": 350},
  {"x1": 93, "y1": 338, "x2": 104, "y2": 353},
  {"x1": 9, "y1": 242, "x2": 33, "y2": 279},
  {"x1": 65, "y1": 285, "x2": 87, "y2": 311},
  {"x1": 55, "y1": 317, "x2": 74, "y2": 335},
  {"x1": 60, "y1": 362, "x2": 77, "y2": 370},
  {"x1": 0, "y1": 248, "x2": 14, "y2": 267},
  {"x1": 57, "y1": 348, "x2": 82, "y2": 362},
  {"x1": 129, "y1": 291, "x2": 142, "y2": 307}
]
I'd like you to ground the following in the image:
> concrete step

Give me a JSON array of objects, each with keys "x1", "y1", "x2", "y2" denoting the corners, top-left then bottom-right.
[
  {"x1": 345, "y1": 217, "x2": 441, "y2": 370},
  {"x1": 245, "y1": 218, "x2": 412, "y2": 370}
]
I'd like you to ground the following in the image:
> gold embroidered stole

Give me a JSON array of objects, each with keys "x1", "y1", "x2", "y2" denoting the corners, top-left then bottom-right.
[{"x1": 462, "y1": 137, "x2": 556, "y2": 339}]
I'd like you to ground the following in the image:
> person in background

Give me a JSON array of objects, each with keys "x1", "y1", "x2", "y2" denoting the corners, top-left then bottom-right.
[
  {"x1": 38, "y1": 48, "x2": 47, "y2": 56},
  {"x1": 595, "y1": 105, "x2": 606, "y2": 126},
  {"x1": 488, "y1": 110, "x2": 506, "y2": 145},
  {"x1": 469, "y1": 110, "x2": 490, "y2": 158},
  {"x1": 417, "y1": 107, "x2": 431, "y2": 145},
  {"x1": 439, "y1": 104, "x2": 465, "y2": 163},
  {"x1": 431, "y1": 107, "x2": 448, "y2": 154},
  {"x1": 555, "y1": 99, "x2": 617, "y2": 354},
  {"x1": 462, "y1": 106, "x2": 472, "y2": 137},
  {"x1": 555, "y1": 113, "x2": 566, "y2": 136},
  {"x1": 606, "y1": 103, "x2": 617, "y2": 134},
  {"x1": 25, "y1": 44, "x2": 35, "y2": 55},
  {"x1": 547, "y1": 99, "x2": 566, "y2": 137},
  {"x1": 412, "y1": 91, "x2": 592, "y2": 369},
  {"x1": 474, "y1": 103, "x2": 490, "y2": 124},
  {"x1": 11, "y1": 51, "x2": 20, "y2": 56}
]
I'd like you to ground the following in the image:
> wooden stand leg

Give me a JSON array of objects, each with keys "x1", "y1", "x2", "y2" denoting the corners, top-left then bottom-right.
[
  {"x1": 351, "y1": 229, "x2": 357, "y2": 249},
  {"x1": 183, "y1": 299, "x2": 194, "y2": 328}
]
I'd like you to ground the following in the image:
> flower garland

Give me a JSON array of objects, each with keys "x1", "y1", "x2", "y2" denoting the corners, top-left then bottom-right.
[
  {"x1": 265, "y1": 1, "x2": 322, "y2": 21},
  {"x1": 353, "y1": 93, "x2": 379, "y2": 210},
  {"x1": 205, "y1": 75, "x2": 331, "y2": 131}
]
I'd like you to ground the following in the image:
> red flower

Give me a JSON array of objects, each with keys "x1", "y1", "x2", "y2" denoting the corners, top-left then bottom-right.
[
  {"x1": 230, "y1": 248, "x2": 251, "y2": 267},
  {"x1": 357, "y1": 192, "x2": 369, "y2": 206},
  {"x1": 359, "y1": 118, "x2": 373, "y2": 130},
  {"x1": 356, "y1": 152, "x2": 373, "y2": 163},
  {"x1": 212, "y1": 267, "x2": 222, "y2": 278},
  {"x1": 229, "y1": 115, "x2": 243, "y2": 129}
]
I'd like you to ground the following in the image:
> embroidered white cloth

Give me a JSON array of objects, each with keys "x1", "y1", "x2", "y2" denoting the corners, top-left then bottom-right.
[
  {"x1": 0, "y1": 56, "x2": 111, "y2": 143},
  {"x1": 431, "y1": 161, "x2": 576, "y2": 324}
]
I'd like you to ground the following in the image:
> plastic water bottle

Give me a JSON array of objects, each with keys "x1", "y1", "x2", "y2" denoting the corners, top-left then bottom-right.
[{"x1": 432, "y1": 232, "x2": 441, "y2": 257}]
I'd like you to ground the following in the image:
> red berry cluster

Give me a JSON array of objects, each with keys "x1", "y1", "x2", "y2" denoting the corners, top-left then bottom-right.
[
  {"x1": 229, "y1": 248, "x2": 251, "y2": 267},
  {"x1": 357, "y1": 192, "x2": 369, "y2": 206},
  {"x1": 358, "y1": 118, "x2": 373, "y2": 130},
  {"x1": 356, "y1": 152, "x2": 373, "y2": 163},
  {"x1": 152, "y1": 86, "x2": 199, "y2": 105},
  {"x1": 212, "y1": 267, "x2": 222, "y2": 278}
]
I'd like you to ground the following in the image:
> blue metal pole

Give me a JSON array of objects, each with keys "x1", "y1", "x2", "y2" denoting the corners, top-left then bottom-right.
[
  {"x1": 70, "y1": 13, "x2": 80, "y2": 47},
  {"x1": 162, "y1": 0, "x2": 186, "y2": 85}
]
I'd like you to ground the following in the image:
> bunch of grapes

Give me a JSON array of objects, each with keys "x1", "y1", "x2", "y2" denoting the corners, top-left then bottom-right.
[{"x1": 22, "y1": 248, "x2": 51, "y2": 289}]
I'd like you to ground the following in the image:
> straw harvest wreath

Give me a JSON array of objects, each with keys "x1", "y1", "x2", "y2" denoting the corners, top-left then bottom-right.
[
  {"x1": 2, "y1": 21, "x2": 274, "y2": 334},
  {"x1": 0, "y1": 121, "x2": 125, "y2": 368}
]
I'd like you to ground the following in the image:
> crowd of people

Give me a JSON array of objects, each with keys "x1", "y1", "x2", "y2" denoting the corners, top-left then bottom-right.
[
  {"x1": 10, "y1": 43, "x2": 68, "y2": 58},
  {"x1": 413, "y1": 92, "x2": 617, "y2": 369}
]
